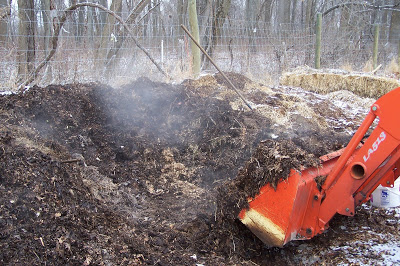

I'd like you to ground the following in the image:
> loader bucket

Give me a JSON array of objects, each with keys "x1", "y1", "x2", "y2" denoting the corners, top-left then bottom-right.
[{"x1": 238, "y1": 156, "x2": 339, "y2": 247}]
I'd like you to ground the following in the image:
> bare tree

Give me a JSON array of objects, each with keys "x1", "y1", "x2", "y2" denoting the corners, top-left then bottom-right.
[
  {"x1": 104, "y1": 0, "x2": 153, "y2": 78},
  {"x1": 389, "y1": 2, "x2": 400, "y2": 42},
  {"x1": 95, "y1": 0, "x2": 123, "y2": 74},
  {"x1": 245, "y1": 0, "x2": 264, "y2": 54},
  {"x1": 276, "y1": 0, "x2": 291, "y2": 25},
  {"x1": 0, "y1": 0, "x2": 11, "y2": 44},
  {"x1": 17, "y1": 0, "x2": 36, "y2": 79},
  {"x1": 260, "y1": 0, "x2": 273, "y2": 24},
  {"x1": 177, "y1": 0, "x2": 188, "y2": 37},
  {"x1": 202, "y1": 0, "x2": 231, "y2": 67}
]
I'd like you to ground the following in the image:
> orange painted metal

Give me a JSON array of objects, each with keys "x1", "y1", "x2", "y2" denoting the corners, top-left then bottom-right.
[
  {"x1": 239, "y1": 156, "x2": 339, "y2": 246},
  {"x1": 239, "y1": 87, "x2": 400, "y2": 247}
]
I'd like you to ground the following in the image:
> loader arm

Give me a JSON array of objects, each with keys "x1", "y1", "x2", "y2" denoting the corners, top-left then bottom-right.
[{"x1": 239, "y1": 86, "x2": 400, "y2": 247}]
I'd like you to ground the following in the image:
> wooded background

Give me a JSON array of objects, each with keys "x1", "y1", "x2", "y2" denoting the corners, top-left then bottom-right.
[{"x1": 0, "y1": 0, "x2": 399, "y2": 90}]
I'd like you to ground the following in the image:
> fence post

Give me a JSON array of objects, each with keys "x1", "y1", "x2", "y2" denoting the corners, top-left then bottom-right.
[
  {"x1": 373, "y1": 24, "x2": 380, "y2": 70},
  {"x1": 188, "y1": 0, "x2": 200, "y2": 77},
  {"x1": 315, "y1": 13, "x2": 322, "y2": 69}
]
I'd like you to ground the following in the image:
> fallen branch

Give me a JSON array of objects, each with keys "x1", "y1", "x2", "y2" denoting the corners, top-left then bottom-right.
[
  {"x1": 18, "y1": 2, "x2": 168, "y2": 91},
  {"x1": 60, "y1": 159, "x2": 82, "y2": 164}
]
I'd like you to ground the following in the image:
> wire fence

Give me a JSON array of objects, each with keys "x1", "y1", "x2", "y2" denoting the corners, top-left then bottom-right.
[{"x1": 0, "y1": 6, "x2": 399, "y2": 91}]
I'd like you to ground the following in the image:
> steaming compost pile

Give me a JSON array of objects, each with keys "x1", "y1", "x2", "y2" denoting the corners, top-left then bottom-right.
[{"x1": 1, "y1": 73, "x2": 399, "y2": 265}]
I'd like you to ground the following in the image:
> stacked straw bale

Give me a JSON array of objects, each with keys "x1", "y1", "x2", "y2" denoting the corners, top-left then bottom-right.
[{"x1": 280, "y1": 67, "x2": 400, "y2": 99}]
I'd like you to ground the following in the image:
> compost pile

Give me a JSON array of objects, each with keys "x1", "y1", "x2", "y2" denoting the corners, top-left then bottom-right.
[{"x1": 1, "y1": 73, "x2": 398, "y2": 265}]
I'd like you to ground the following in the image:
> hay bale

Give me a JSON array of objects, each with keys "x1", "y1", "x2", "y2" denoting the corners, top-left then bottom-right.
[{"x1": 280, "y1": 67, "x2": 400, "y2": 98}]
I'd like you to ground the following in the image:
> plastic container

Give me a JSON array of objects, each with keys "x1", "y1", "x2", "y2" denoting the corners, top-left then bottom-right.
[{"x1": 370, "y1": 178, "x2": 400, "y2": 208}]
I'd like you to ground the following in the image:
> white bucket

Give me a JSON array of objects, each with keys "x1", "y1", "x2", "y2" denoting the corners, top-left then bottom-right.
[{"x1": 370, "y1": 178, "x2": 400, "y2": 208}]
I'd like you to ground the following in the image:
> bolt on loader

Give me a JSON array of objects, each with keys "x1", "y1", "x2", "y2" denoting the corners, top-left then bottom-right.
[{"x1": 239, "y1": 86, "x2": 400, "y2": 247}]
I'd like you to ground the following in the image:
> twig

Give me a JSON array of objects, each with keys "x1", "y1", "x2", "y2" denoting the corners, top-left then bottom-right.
[
  {"x1": 233, "y1": 117, "x2": 244, "y2": 128},
  {"x1": 247, "y1": 260, "x2": 261, "y2": 266},
  {"x1": 39, "y1": 237, "x2": 45, "y2": 246},
  {"x1": 209, "y1": 116, "x2": 217, "y2": 126},
  {"x1": 18, "y1": 2, "x2": 168, "y2": 91},
  {"x1": 371, "y1": 64, "x2": 382, "y2": 75},
  {"x1": 32, "y1": 250, "x2": 40, "y2": 260},
  {"x1": 214, "y1": 203, "x2": 217, "y2": 222},
  {"x1": 60, "y1": 159, "x2": 82, "y2": 164}
]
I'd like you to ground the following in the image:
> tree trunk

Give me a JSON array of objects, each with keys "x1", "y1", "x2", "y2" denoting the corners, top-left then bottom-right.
[
  {"x1": 305, "y1": 0, "x2": 316, "y2": 65},
  {"x1": 199, "y1": 0, "x2": 212, "y2": 39},
  {"x1": 87, "y1": 4, "x2": 94, "y2": 42},
  {"x1": 305, "y1": 0, "x2": 316, "y2": 29},
  {"x1": 104, "y1": 0, "x2": 151, "y2": 77},
  {"x1": 245, "y1": 0, "x2": 259, "y2": 54},
  {"x1": 76, "y1": 0, "x2": 86, "y2": 43},
  {"x1": 0, "y1": 0, "x2": 10, "y2": 43},
  {"x1": 177, "y1": 0, "x2": 188, "y2": 36},
  {"x1": 276, "y1": 0, "x2": 291, "y2": 25},
  {"x1": 41, "y1": 0, "x2": 54, "y2": 57},
  {"x1": 291, "y1": 0, "x2": 298, "y2": 25},
  {"x1": 41, "y1": 0, "x2": 55, "y2": 81},
  {"x1": 276, "y1": 0, "x2": 291, "y2": 35},
  {"x1": 389, "y1": 8, "x2": 400, "y2": 42},
  {"x1": 17, "y1": 0, "x2": 36, "y2": 78},
  {"x1": 204, "y1": 0, "x2": 230, "y2": 68},
  {"x1": 261, "y1": 0, "x2": 273, "y2": 24},
  {"x1": 95, "y1": 0, "x2": 122, "y2": 75},
  {"x1": 99, "y1": 0, "x2": 108, "y2": 26}
]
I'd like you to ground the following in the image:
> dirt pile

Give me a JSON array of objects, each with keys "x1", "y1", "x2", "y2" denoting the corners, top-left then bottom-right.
[{"x1": 1, "y1": 74, "x2": 396, "y2": 265}]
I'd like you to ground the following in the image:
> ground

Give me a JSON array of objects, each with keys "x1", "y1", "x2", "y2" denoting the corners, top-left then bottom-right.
[{"x1": 0, "y1": 73, "x2": 399, "y2": 265}]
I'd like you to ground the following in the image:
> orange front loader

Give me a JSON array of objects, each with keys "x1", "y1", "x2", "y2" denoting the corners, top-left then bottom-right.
[{"x1": 239, "y1": 86, "x2": 400, "y2": 247}]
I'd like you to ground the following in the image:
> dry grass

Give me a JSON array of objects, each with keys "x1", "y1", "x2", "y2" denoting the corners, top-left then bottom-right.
[
  {"x1": 340, "y1": 62, "x2": 354, "y2": 72},
  {"x1": 385, "y1": 58, "x2": 400, "y2": 77},
  {"x1": 362, "y1": 58, "x2": 374, "y2": 73},
  {"x1": 280, "y1": 67, "x2": 400, "y2": 98}
]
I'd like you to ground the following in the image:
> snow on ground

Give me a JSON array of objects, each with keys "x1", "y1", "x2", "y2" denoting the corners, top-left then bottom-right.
[
  {"x1": 277, "y1": 85, "x2": 376, "y2": 133},
  {"x1": 0, "y1": 91, "x2": 15, "y2": 95}
]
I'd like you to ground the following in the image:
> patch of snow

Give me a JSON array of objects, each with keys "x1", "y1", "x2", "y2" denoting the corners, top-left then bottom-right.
[
  {"x1": 374, "y1": 243, "x2": 400, "y2": 264},
  {"x1": 0, "y1": 91, "x2": 15, "y2": 95},
  {"x1": 270, "y1": 133, "x2": 279, "y2": 139},
  {"x1": 23, "y1": 86, "x2": 31, "y2": 93}
]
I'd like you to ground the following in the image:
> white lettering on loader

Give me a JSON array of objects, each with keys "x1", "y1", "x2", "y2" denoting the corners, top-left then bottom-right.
[{"x1": 363, "y1": 132, "x2": 386, "y2": 162}]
